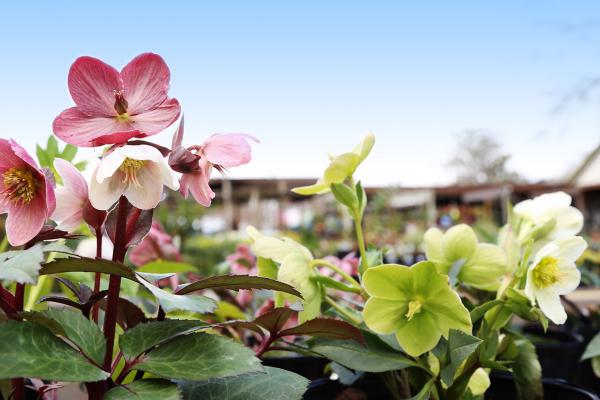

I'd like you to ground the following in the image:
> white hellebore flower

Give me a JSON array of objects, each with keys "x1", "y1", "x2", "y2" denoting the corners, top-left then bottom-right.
[
  {"x1": 89, "y1": 144, "x2": 179, "y2": 210},
  {"x1": 524, "y1": 236, "x2": 587, "y2": 324},
  {"x1": 513, "y1": 192, "x2": 583, "y2": 244}
]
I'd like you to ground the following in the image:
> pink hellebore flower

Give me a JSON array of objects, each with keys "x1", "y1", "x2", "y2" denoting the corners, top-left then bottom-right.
[
  {"x1": 89, "y1": 144, "x2": 179, "y2": 211},
  {"x1": 322, "y1": 252, "x2": 360, "y2": 278},
  {"x1": 53, "y1": 53, "x2": 181, "y2": 147},
  {"x1": 226, "y1": 243, "x2": 257, "y2": 275},
  {"x1": 170, "y1": 119, "x2": 258, "y2": 207},
  {"x1": 130, "y1": 221, "x2": 182, "y2": 267},
  {"x1": 52, "y1": 159, "x2": 88, "y2": 231},
  {"x1": 0, "y1": 139, "x2": 56, "y2": 246}
]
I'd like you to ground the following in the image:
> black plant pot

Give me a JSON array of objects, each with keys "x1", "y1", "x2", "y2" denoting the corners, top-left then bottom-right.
[
  {"x1": 302, "y1": 374, "x2": 599, "y2": 400},
  {"x1": 262, "y1": 356, "x2": 329, "y2": 380}
]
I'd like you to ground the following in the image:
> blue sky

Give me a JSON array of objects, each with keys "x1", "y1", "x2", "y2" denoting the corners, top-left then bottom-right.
[{"x1": 2, "y1": 1, "x2": 600, "y2": 185}]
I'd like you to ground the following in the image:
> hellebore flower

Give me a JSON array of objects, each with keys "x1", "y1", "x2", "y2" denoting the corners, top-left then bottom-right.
[
  {"x1": 362, "y1": 261, "x2": 472, "y2": 357},
  {"x1": 89, "y1": 144, "x2": 179, "y2": 210},
  {"x1": 424, "y1": 224, "x2": 507, "y2": 291},
  {"x1": 0, "y1": 139, "x2": 56, "y2": 245},
  {"x1": 53, "y1": 53, "x2": 181, "y2": 147},
  {"x1": 524, "y1": 236, "x2": 586, "y2": 324},
  {"x1": 51, "y1": 158, "x2": 88, "y2": 231},
  {"x1": 513, "y1": 191, "x2": 583, "y2": 244},
  {"x1": 246, "y1": 226, "x2": 322, "y2": 323},
  {"x1": 292, "y1": 133, "x2": 374, "y2": 195},
  {"x1": 226, "y1": 243, "x2": 257, "y2": 275},
  {"x1": 130, "y1": 221, "x2": 182, "y2": 267},
  {"x1": 170, "y1": 119, "x2": 258, "y2": 207}
]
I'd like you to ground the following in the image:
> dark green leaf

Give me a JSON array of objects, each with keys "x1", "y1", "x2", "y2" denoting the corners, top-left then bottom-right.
[
  {"x1": 0, "y1": 245, "x2": 45, "y2": 284},
  {"x1": 440, "y1": 330, "x2": 482, "y2": 386},
  {"x1": 120, "y1": 320, "x2": 207, "y2": 360},
  {"x1": 408, "y1": 378, "x2": 434, "y2": 400},
  {"x1": 0, "y1": 321, "x2": 107, "y2": 382},
  {"x1": 506, "y1": 337, "x2": 543, "y2": 400},
  {"x1": 178, "y1": 367, "x2": 308, "y2": 400},
  {"x1": 41, "y1": 257, "x2": 138, "y2": 281},
  {"x1": 331, "y1": 183, "x2": 358, "y2": 210},
  {"x1": 137, "y1": 275, "x2": 217, "y2": 314},
  {"x1": 133, "y1": 332, "x2": 262, "y2": 380},
  {"x1": 279, "y1": 318, "x2": 364, "y2": 345},
  {"x1": 176, "y1": 275, "x2": 302, "y2": 299},
  {"x1": 105, "y1": 379, "x2": 181, "y2": 400}
]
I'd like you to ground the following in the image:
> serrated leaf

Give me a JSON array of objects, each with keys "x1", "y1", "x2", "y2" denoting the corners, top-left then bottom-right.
[
  {"x1": 133, "y1": 332, "x2": 262, "y2": 380},
  {"x1": 309, "y1": 331, "x2": 417, "y2": 372},
  {"x1": 105, "y1": 379, "x2": 181, "y2": 400},
  {"x1": 0, "y1": 321, "x2": 107, "y2": 382},
  {"x1": 137, "y1": 261, "x2": 196, "y2": 274},
  {"x1": 120, "y1": 320, "x2": 207, "y2": 360},
  {"x1": 178, "y1": 367, "x2": 308, "y2": 400},
  {"x1": 0, "y1": 245, "x2": 44, "y2": 284},
  {"x1": 41, "y1": 257, "x2": 138, "y2": 281},
  {"x1": 440, "y1": 330, "x2": 482, "y2": 386},
  {"x1": 137, "y1": 274, "x2": 217, "y2": 314},
  {"x1": 176, "y1": 275, "x2": 302, "y2": 299},
  {"x1": 279, "y1": 318, "x2": 364, "y2": 345}
]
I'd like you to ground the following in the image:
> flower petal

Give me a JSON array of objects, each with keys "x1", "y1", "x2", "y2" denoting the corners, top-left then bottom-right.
[
  {"x1": 424, "y1": 288, "x2": 472, "y2": 336},
  {"x1": 442, "y1": 224, "x2": 478, "y2": 262},
  {"x1": 129, "y1": 98, "x2": 181, "y2": 136},
  {"x1": 363, "y1": 297, "x2": 409, "y2": 334},
  {"x1": 54, "y1": 158, "x2": 88, "y2": 200},
  {"x1": 556, "y1": 236, "x2": 587, "y2": 264},
  {"x1": 123, "y1": 162, "x2": 164, "y2": 210},
  {"x1": 68, "y1": 56, "x2": 121, "y2": 116},
  {"x1": 363, "y1": 264, "x2": 413, "y2": 300},
  {"x1": 202, "y1": 134, "x2": 258, "y2": 167},
  {"x1": 181, "y1": 161, "x2": 215, "y2": 207},
  {"x1": 0, "y1": 139, "x2": 27, "y2": 170},
  {"x1": 424, "y1": 227, "x2": 445, "y2": 264},
  {"x1": 535, "y1": 286, "x2": 567, "y2": 324},
  {"x1": 121, "y1": 53, "x2": 171, "y2": 114},
  {"x1": 554, "y1": 265, "x2": 581, "y2": 295},
  {"x1": 53, "y1": 107, "x2": 143, "y2": 147},
  {"x1": 97, "y1": 150, "x2": 126, "y2": 183},
  {"x1": 5, "y1": 197, "x2": 47, "y2": 246},
  {"x1": 550, "y1": 206, "x2": 584, "y2": 239},
  {"x1": 118, "y1": 144, "x2": 165, "y2": 163},
  {"x1": 89, "y1": 166, "x2": 126, "y2": 210},
  {"x1": 52, "y1": 187, "x2": 85, "y2": 229},
  {"x1": 395, "y1": 311, "x2": 441, "y2": 357},
  {"x1": 461, "y1": 244, "x2": 506, "y2": 290}
]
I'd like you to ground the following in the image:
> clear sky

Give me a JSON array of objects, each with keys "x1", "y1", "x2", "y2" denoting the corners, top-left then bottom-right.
[{"x1": 1, "y1": 1, "x2": 600, "y2": 186}]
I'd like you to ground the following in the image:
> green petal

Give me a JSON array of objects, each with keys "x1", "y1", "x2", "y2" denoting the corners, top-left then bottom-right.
[
  {"x1": 460, "y1": 243, "x2": 507, "y2": 291},
  {"x1": 424, "y1": 289, "x2": 472, "y2": 336},
  {"x1": 411, "y1": 261, "x2": 446, "y2": 297},
  {"x1": 278, "y1": 253, "x2": 313, "y2": 298},
  {"x1": 247, "y1": 227, "x2": 312, "y2": 264},
  {"x1": 442, "y1": 224, "x2": 478, "y2": 262},
  {"x1": 362, "y1": 264, "x2": 413, "y2": 299},
  {"x1": 323, "y1": 153, "x2": 360, "y2": 184},
  {"x1": 395, "y1": 311, "x2": 441, "y2": 357},
  {"x1": 291, "y1": 182, "x2": 329, "y2": 195},
  {"x1": 298, "y1": 281, "x2": 323, "y2": 323},
  {"x1": 363, "y1": 297, "x2": 409, "y2": 334},
  {"x1": 424, "y1": 228, "x2": 445, "y2": 264},
  {"x1": 352, "y1": 133, "x2": 375, "y2": 165}
]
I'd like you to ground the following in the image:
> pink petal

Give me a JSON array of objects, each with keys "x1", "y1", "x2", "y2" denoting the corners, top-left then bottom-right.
[
  {"x1": 68, "y1": 56, "x2": 121, "y2": 117},
  {"x1": 202, "y1": 134, "x2": 258, "y2": 167},
  {"x1": 53, "y1": 107, "x2": 144, "y2": 147},
  {"x1": 171, "y1": 115, "x2": 185, "y2": 148},
  {"x1": 180, "y1": 162, "x2": 215, "y2": 207},
  {"x1": 54, "y1": 159, "x2": 88, "y2": 200},
  {"x1": 130, "y1": 98, "x2": 181, "y2": 135},
  {"x1": 9, "y1": 140, "x2": 40, "y2": 171},
  {"x1": 0, "y1": 139, "x2": 27, "y2": 171},
  {"x1": 5, "y1": 197, "x2": 47, "y2": 246},
  {"x1": 121, "y1": 53, "x2": 171, "y2": 114}
]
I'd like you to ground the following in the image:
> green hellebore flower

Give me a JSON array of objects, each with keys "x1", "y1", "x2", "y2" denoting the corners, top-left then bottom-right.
[
  {"x1": 246, "y1": 226, "x2": 322, "y2": 322},
  {"x1": 424, "y1": 224, "x2": 507, "y2": 291},
  {"x1": 292, "y1": 133, "x2": 375, "y2": 195},
  {"x1": 362, "y1": 261, "x2": 472, "y2": 357}
]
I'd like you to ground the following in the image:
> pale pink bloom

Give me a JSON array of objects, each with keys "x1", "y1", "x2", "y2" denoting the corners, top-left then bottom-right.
[
  {"x1": 322, "y1": 252, "x2": 360, "y2": 278},
  {"x1": 0, "y1": 139, "x2": 56, "y2": 246},
  {"x1": 53, "y1": 53, "x2": 181, "y2": 147},
  {"x1": 130, "y1": 221, "x2": 182, "y2": 267},
  {"x1": 226, "y1": 243, "x2": 257, "y2": 275},
  {"x1": 170, "y1": 120, "x2": 258, "y2": 206},
  {"x1": 89, "y1": 144, "x2": 179, "y2": 210},
  {"x1": 52, "y1": 159, "x2": 88, "y2": 231}
]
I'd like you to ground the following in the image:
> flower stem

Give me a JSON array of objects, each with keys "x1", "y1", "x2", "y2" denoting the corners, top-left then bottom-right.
[
  {"x1": 92, "y1": 228, "x2": 103, "y2": 323},
  {"x1": 352, "y1": 211, "x2": 368, "y2": 274},
  {"x1": 311, "y1": 259, "x2": 361, "y2": 289},
  {"x1": 11, "y1": 283, "x2": 25, "y2": 400},
  {"x1": 102, "y1": 196, "x2": 129, "y2": 372},
  {"x1": 325, "y1": 296, "x2": 361, "y2": 325}
]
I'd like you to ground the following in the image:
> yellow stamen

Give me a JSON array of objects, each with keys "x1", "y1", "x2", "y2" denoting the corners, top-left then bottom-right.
[
  {"x1": 118, "y1": 158, "x2": 146, "y2": 187},
  {"x1": 2, "y1": 167, "x2": 40, "y2": 204},
  {"x1": 532, "y1": 256, "x2": 561, "y2": 288},
  {"x1": 115, "y1": 113, "x2": 131, "y2": 123},
  {"x1": 405, "y1": 300, "x2": 423, "y2": 321}
]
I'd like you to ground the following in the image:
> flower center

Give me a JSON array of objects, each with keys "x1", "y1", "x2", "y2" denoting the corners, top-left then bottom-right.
[
  {"x1": 2, "y1": 167, "x2": 40, "y2": 204},
  {"x1": 532, "y1": 256, "x2": 560, "y2": 288},
  {"x1": 113, "y1": 89, "x2": 130, "y2": 120},
  {"x1": 118, "y1": 158, "x2": 146, "y2": 187},
  {"x1": 405, "y1": 300, "x2": 423, "y2": 321}
]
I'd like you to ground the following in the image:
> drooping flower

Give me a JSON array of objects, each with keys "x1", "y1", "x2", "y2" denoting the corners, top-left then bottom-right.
[
  {"x1": 130, "y1": 221, "x2": 182, "y2": 267},
  {"x1": 513, "y1": 192, "x2": 583, "y2": 244},
  {"x1": 53, "y1": 53, "x2": 181, "y2": 147},
  {"x1": 89, "y1": 144, "x2": 179, "y2": 210},
  {"x1": 424, "y1": 224, "x2": 507, "y2": 291},
  {"x1": 170, "y1": 119, "x2": 258, "y2": 207},
  {"x1": 51, "y1": 159, "x2": 88, "y2": 231},
  {"x1": 0, "y1": 139, "x2": 56, "y2": 246},
  {"x1": 524, "y1": 236, "x2": 586, "y2": 324},
  {"x1": 246, "y1": 226, "x2": 322, "y2": 323},
  {"x1": 292, "y1": 133, "x2": 374, "y2": 195},
  {"x1": 362, "y1": 261, "x2": 472, "y2": 357}
]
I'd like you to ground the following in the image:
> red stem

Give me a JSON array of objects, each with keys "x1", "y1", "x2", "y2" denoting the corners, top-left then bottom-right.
[
  {"x1": 11, "y1": 283, "x2": 25, "y2": 400},
  {"x1": 92, "y1": 229, "x2": 103, "y2": 323},
  {"x1": 102, "y1": 197, "x2": 129, "y2": 372},
  {"x1": 255, "y1": 334, "x2": 276, "y2": 358}
]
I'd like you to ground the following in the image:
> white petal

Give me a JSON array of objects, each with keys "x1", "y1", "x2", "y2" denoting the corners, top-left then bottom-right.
[
  {"x1": 123, "y1": 162, "x2": 163, "y2": 210},
  {"x1": 533, "y1": 192, "x2": 572, "y2": 214},
  {"x1": 159, "y1": 160, "x2": 179, "y2": 190},
  {"x1": 531, "y1": 241, "x2": 560, "y2": 266},
  {"x1": 555, "y1": 236, "x2": 587, "y2": 264},
  {"x1": 118, "y1": 144, "x2": 164, "y2": 163},
  {"x1": 524, "y1": 266, "x2": 536, "y2": 303},
  {"x1": 89, "y1": 166, "x2": 126, "y2": 210},
  {"x1": 554, "y1": 265, "x2": 581, "y2": 295},
  {"x1": 550, "y1": 207, "x2": 584, "y2": 239},
  {"x1": 535, "y1": 286, "x2": 567, "y2": 324},
  {"x1": 97, "y1": 150, "x2": 126, "y2": 183}
]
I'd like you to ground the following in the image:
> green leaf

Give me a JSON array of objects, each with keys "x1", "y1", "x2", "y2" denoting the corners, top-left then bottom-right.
[
  {"x1": 60, "y1": 144, "x2": 78, "y2": 161},
  {"x1": 178, "y1": 367, "x2": 308, "y2": 400},
  {"x1": 0, "y1": 321, "x2": 107, "y2": 382},
  {"x1": 41, "y1": 257, "x2": 138, "y2": 281},
  {"x1": 330, "y1": 183, "x2": 358, "y2": 210},
  {"x1": 592, "y1": 356, "x2": 600, "y2": 378},
  {"x1": 470, "y1": 299, "x2": 503, "y2": 323},
  {"x1": 105, "y1": 379, "x2": 181, "y2": 400},
  {"x1": 38, "y1": 309, "x2": 105, "y2": 365},
  {"x1": 506, "y1": 337, "x2": 543, "y2": 400},
  {"x1": 309, "y1": 331, "x2": 417, "y2": 373},
  {"x1": 581, "y1": 332, "x2": 600, "y2": 361},
  {"x1": 176, "y1": 275, "x2": 302, "y2": 299},
  {"x1": 0, "y1": 245, "x2": 44, "y2": 284},
  {"x1": 440, "y1": 330, "x2": 482, "y2": 386},
  {"x1": 257, "y1": 257, "x2": 278, "y2": 280},
  {"x1": 407, "y1": 378, "x2": 434, "y2": 400},
  {"x1": 278, "y1": 318, "x2": 364, "y2": 345},
  {"x1": 137, "y1": 261, "x2": 196, "y2": 274},
  {"x1": 133, "y1": 332, "x2": 262, "y2": 380},
  {"x1": 36, "y1": 144, "x2": 51, "y2": 168},
  {"x1": 137, "y1": 275, "x2": 217, "y2": 314},
  {"x1": 120, "y1": 320, "x2": 207, "y2": 360},
  {"x1": 47, "y1": 136, "x2": 59, "y2": 157},
  {"x1": 355, "y1": 181, "x2": 367, "y2": 216}
]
